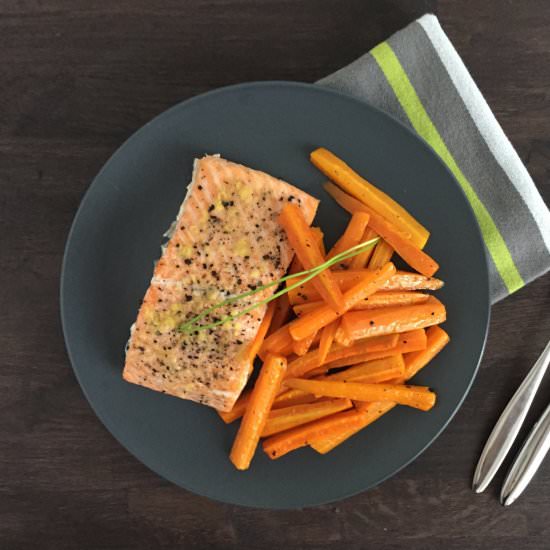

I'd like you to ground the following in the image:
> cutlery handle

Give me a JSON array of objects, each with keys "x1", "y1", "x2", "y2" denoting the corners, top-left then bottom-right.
[
  {"x1": 501, "y1": 402, "x2": 550, "y2": 506},
  {"x1": 473, "y1": 340, "x2": 550, "y2": 493}
]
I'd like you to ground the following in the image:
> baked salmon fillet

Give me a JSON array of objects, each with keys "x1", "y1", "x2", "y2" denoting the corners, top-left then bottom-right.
[{"x1": 123, "y1": 155, "x2": 319, "y2": 411}]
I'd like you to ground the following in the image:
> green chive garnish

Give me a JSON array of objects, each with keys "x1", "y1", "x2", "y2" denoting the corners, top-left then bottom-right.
[{"x1": 179, "y1": 237, "x2": 379, "y2": 333}]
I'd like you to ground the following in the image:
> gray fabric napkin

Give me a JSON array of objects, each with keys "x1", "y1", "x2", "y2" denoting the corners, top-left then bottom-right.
[{"x1": 318, "y1": 14, "x2": 550, "y2": 302}]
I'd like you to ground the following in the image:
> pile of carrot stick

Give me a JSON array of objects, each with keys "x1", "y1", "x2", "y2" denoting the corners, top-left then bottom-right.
[{"x1": 223, "y1": 148, "x2": 449, "y2": 470}]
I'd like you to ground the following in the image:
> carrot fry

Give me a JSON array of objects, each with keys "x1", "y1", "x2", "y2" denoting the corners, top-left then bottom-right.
[
  {"x1": 286, "y1": 333, "x2": 399, "y2": 378},
  {"x1": 318, "y1": 321, "x2": 339, "y2": 364},
  {"x1": 268, "y1": 293, "x2": 292, "y2": 336},
  {"x1": 324, "y1": 182, "x2": 438, "y2": 277},
  {"x1": 293, "y1": 291, "x2": 429, "y2": 315},
  {"x1": 221, "y1": 377, "x2": 319, "y2": 425},
  {"x1": 284, "y1": 378, "x2": 436, "y2": 411},
  {"x1": 261, "y1": 325, "x2": 294, "y2": 356},
  {"x1": 312, "y1": 148, "x2": 429, "y2": 247},
  {"x1": 326, "y1": 211, "x2": 370, "y2": 266},
  {"x1": 323, "y1": 329, "x2": 426, "y2": 370},
  {"x1": 218, "y1": 389, "x2": 251, "y2": 424},
  {"x1": 293, "y1": 301, "x2": 319, "y2": 316},
  {"x1": 229, "y1": 355, "x2": 287, "y2": 470},
  {"x1": 288, "y1": 269, "x2": 444, "y2": 304},
  {"x1": 349, "y1": 228, "x2": 378, "y2": 269},
  {"x1": 310, "y1": 402, "x2": 396, "y2": 454},
  {"x1": 369, "y1": 239, "x2": 394, "y2": 269},
  {"x1": 292, "y1": 331, "x2": 317, "y2": 356},
  {"x1": 327, "y1": 355, "x2": 406, "y2": 384},
  {"x1": 279, "y1": 203, "x2": 344, "y2": 311},
  {"x1": 261, "y1": 398, "x2": 352, "y2": 437},
  {"x1": 339, "y1": 296, "x2": 446, "y2": 342},
  {"x1": 404, "y1": 325, "x2": 450, "y2": 380},
  {"x1": 262, "y1": 409, "x2": 368, "y2": 459},
  {"x1": 244, "y1": 301, "x2": 276, "y2": 374},
  {"x1": 272, "y1": 388, "x2": 318, "y2": 409},
  {"x1": 288, "y1": 262, "x2": 396, "y2": 341},
  {"x1": 311, "y1": 328, "x2": 449, "y2": 453},
  {"x1": 310, "y1": 226, "x2": 326, "y2": 256}
]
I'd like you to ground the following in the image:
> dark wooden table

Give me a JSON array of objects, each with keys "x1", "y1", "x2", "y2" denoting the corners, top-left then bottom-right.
[{"x1": 2, "y1": 1, "x2": 549, "y2": 548}]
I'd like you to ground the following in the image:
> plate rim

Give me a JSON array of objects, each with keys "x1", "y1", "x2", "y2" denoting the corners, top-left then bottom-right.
[{"x1": 60, "y1": 80, "x2": 490, "y2": 508}]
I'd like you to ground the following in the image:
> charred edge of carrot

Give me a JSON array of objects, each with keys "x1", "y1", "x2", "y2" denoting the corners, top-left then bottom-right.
[
  {"x1": 324, "y1": 182, "x2": 438, "y2": 277},
  {"x1": 278, "y1": 203, "x2": 345, "y2": 311},
  {"x1": 229, "y1": 355, "x2": 287, "y2": 470}
]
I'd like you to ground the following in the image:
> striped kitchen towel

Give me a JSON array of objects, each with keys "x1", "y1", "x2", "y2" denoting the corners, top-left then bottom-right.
[{"x1": 318, "y1": 14, "x2": 550, "y2": 302}]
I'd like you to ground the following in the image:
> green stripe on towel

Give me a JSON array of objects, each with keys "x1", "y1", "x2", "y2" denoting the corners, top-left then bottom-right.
[{"x1": 371, "y1": 41, "x2": 524, "y2": 294}]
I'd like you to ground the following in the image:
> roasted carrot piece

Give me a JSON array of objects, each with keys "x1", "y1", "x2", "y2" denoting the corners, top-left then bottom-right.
[
  {"x1": 339, "y1": 296, "x2": 446, "y2": 342},
  {"x1": 324, "y1": 182, "x2": 438, "y2": 277},
  {"x1": 404, "y1": 325, "x2": 450, "y2": 380},
  {"x1": 279, "y1": 203, "x2": 344, "y2": 311},
  {"x1": 289, "y1": 262, "x2": 396, "y2": 341},
  {"x1": 369, "y1": 239, "x2": 394, "y2": 268},
  {"x1": 349, "y1": 228, "x2": 378, "y2": 269},
  {"x1": 318, "y1": 321, "x2": 339, "y2": 364},
  {"x1": 293, "y1": 291, "x2": 429, "y2": 315},
  {"x1": 268, "y1": 293, "x2": 292, "y2": 336},
  {"x1": 284, "y1": 378, "x2": 436, "y2": 411},
  {"x1": 351, "y1": 291, "x2": 429, "y2": 309},
  {"x1": 263, "y1": 408, "x2": 368, "y2": 459},
  {"x1": 272, "y1": 388, "x2": 318, "y2": 409},
  {"x1": 288, "y1": 269, "x2": 444, "y2": 304},
  {"x1": 218, "y1": 389, "x2": 251, "y2": 424},
  {"x1": 310, "y1": 226, "x2": 326, "y2": 256},
  {"x1": 286, "y1": 333, "x2": 399, "y2": 378},
  {"x1": 326, "y1": 211, "x2": 370, "y2": 266},
  {"x1": 261, "y1": 325, "x2": 294, "y2": 356},
  {"x1": 292, "y1": 331, "x2": 317, "y2": 356},
  {"x1": 293, "y1": 301, "x2": 320, "y2": 316},
  {"x1": 311, "y1": 329, "x2": 449, "y2": 453},
  {"x1": 230, "y1": 355, "x2": 287, "y2": 470},
  {"x1": 261, "y1": 398, "x2": 352, "y2": 437},
  {"x1": 244, "y1": 301, "x2": 276, "y2": 374},
  {"x1": 311, "y1": 148, "x2": 429, "y2": 247},
  {"x1": 327, "y1": 355, "x2": 405, "y2": 384},
  {"x1": 323, "y1": 329, "x2": 426, "y2": 370},
  {"x1": 310, "y1": 402, "x2": 397, "y2": 454}
]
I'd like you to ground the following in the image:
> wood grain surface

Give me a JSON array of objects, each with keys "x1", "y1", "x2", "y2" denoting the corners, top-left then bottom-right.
[{"x1": 1, "y1": 1, "x2": 549, "y2": 548}]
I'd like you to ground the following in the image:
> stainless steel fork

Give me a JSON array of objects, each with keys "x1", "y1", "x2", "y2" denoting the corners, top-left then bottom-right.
[{"x1": 472, "y1": 339, "x2": 550, "y2": 503}]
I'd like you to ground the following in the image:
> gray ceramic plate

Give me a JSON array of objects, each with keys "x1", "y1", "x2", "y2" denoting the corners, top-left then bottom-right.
[{"x1": 61, "y1": 81, "x2": 489, "y2": 508}]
